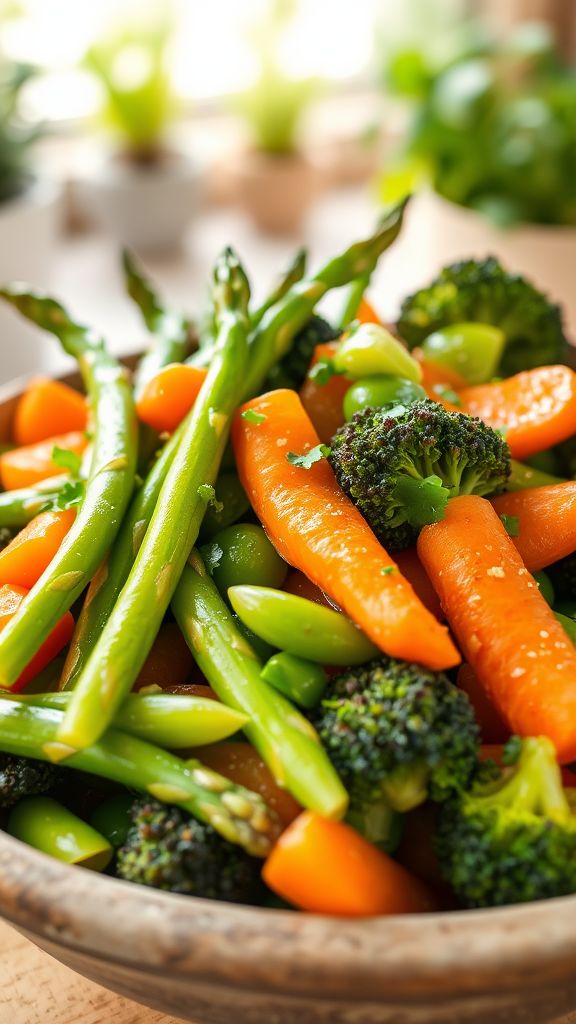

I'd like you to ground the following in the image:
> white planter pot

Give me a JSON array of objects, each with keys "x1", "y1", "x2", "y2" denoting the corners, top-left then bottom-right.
[
  {"x1": 0, "y1": 180, "x2": 63, "y2": 383},
  {"x1": 391, "y1": 190, "x2": 576, "y2": 339},
  {"x1": 79, "y1": 152, "x2": 203, "y2": 252}
]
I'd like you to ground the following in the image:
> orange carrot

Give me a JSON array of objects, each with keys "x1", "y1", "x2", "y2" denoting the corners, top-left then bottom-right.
[
  {"x1": 418, "y1": 495, "x2": 576, "y2": 763},
  {"x1": 0, "y1": 431, "x2": 87, "y2": 491},
  {"x1": 457, "y1": 664, "x2": 509, "y2": 744},
  {"x1": 232, "y1": 389, "x2": 459, "y2": 671},
  {"x1": 458, "y1": 365, "x2": 576, "y2": 460},
  {"x1": 0, "y1": 509, "x2": 76, "y2": 589},
  {"x1": 300, "y1": 342, "x2": 350, "y2": 444},
  {"x1": 0, "y1": 584, "x2": 74, "y2": 692},
  {"x1": 393, "y1": 547, "x2": 445, "y2": 621},
  {"x1": 356, "y1": 297, "x2": 380, "y2": 325},
  {"x1": 491, "y1": 482, "x2": 576, "y2": 571},
  {"x1": 263, "y1": 811, "x2": 436, "y2": 916},
  {"x1": 282, "y1": 570, "x2": 334, "y2": 609},
  {"x1": 132, "y1": 621, "x2": 196, "y2": 691},
  {"x1": 136, "y1": 363, "x2": 207, "y2": 433},
  {"x1": 195, "y1": 742, "x2": 301, "y2": 830},
  {"x1": 414, "y1": 348, "x2": 466, "y2": 398},
  {"x1": 13, "y1": 377, "x2": 87, "y2": 446}
]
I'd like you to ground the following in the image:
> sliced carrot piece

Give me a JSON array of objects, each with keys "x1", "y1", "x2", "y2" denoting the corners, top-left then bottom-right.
[
  {"x1": 0, "y1": 431, "x2": 87, "y2": 491},
  {"x1": 300, "y1": 342, "x2": 350, "y2": 445},
  {"x1": 491, "y1": 482, "x2": 576, "y2": 571},
  {"x1": 136, "y1": 363, "x2": 207, "y2": 434},
  {"x1": 0, "y1": 584, "x2": 74, "y2": 692},
  {"x1": 0, "y1": 509, "x2": 76, "y2": 589},
  {"x1": 13, "y1": 377, "x2": 87, "y2": 446}
]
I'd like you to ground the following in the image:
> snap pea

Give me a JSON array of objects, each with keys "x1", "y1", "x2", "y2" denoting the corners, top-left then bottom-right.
[
  {"x1": 534, "y1": 570, "x2": 555, "y2": 607},
  {"x1": 421, "y1": 323, "x2": 505, "y2": 385},
  {"x1": 343, "y1": 376, "x2": 427, "y2": 420},
  {"x1": 508, "y1": 459, "x2": 565, "y2": 492},
  {"x1": 8, "y1": 796, "x2": 113, "y2": 871},
  {"x1": 201, "y1": 523, "x2": 287, "y2": 594},
  {"x1": 261, "y1": 653, "x2": 328, "y2": 710},
  {"x1": 90, "y1": 795, "x2": 134, "y2": 848},
  {"x1": 228, "y1": 585, "x2": 379, "y2": 665},
  {"x1": 198, "y1": 473, "x2": 250, "y2": 540},
  {"x1": 333, "y1": 323, "x2": 422, "y2": 383}
]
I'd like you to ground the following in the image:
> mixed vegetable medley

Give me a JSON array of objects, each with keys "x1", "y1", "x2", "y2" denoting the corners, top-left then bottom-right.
[{"x1": 1, "y1": 198, "x2": 576, "y2": 916}]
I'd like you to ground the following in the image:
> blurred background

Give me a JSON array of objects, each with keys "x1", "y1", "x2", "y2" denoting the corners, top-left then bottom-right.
[{"x1": 0, "y1": 0, "x2": 574, "y2": 381}]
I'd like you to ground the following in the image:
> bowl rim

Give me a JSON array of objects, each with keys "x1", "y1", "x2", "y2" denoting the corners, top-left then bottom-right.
[{"x1": 2, "y1": 365, "x2": 576, "y2": 1004}]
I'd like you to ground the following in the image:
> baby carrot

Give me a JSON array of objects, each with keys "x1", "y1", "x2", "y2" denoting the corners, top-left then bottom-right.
[
  {"x1": 491, "y1": 482, "x2": 576, "y2": 571},
  {"x1": 418, "y1": 495, "x2": 576, "y2": 763},
  {"x1": 13, "y1": 377, "x2": 87, "y2": 446},
  {"x1": 232, "y1": 389, "x2": 459, "y2": 671},
  {"x1": 0, "y1": 584, "x2": 74, "y2": 692},
  {"x1": 263, "y1": 811, "x2": 436, "y2": 916},
  {"x1": 0, "y1": 431, "x2": 87, "y2": 491},
  {"x1": 135, "y1": 363, "x2": 208, "y2": 434},
  {"x1": 0, "y1": 508, "x2": 76, "y2": 589},
  {"x1": 299, "y1": 342, "x2": 350, "y2": 444},
  {"x1": 458, "y1": 365, "x2": 576, "y2": 460}
]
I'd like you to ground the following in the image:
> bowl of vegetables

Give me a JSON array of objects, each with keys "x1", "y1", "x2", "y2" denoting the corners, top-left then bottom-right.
[{"x1": 2, "y1": 201, "x2": 576, "y2": 1024}]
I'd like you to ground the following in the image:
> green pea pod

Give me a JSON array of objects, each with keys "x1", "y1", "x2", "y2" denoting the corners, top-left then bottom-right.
[
  {"x1": 508, "y1": 459, "x2": 565, "y2": 492},
  {"x1": 90, "y1": 795, "x2": 134, "y2": 848},
  {"x1": 198, "y1": 473, "x2": 250, "y2": 540},
  {"x1": 228, "y1": 585, "x2": 379, "y2": 665},
  {"x1": 8, "y1": 796, "x2": 113, "y2": 871},
  {"x1": 421, "y1": 323, "x2": 505, "y2": 385},
  {"x1": 533, "y1": 570, "x2": 555, "y2": 607},
  {"x1": 201, "y1": 523, "x2": 288, "y2": 594},
  {"x1": 555, "y1": 611, "x2": 576, "y2": 645},
  {"x1": 261, "y1": 653, "x2": 328, "y2": 709},
  {"x1": 343, "y1": 376, "x2": 427, "y2": 420},
  {"x1": 333, "y1": 323, "x2": 422, "y2": 383}
]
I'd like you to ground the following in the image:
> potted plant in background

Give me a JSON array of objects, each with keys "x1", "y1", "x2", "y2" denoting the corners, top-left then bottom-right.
[
  {"x1": 378, "y1": 17, "x2": 576, "y2": 337},
  {"x1": 231, "y1": 0, "x2": 321, "y2": 235},
  {"x1": 79, "y1": 5, "x2": 202, "y2": 252}
]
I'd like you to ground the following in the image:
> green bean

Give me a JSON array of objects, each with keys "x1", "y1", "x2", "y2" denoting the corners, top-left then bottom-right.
[
  {"x1": 333, "y1": 323, "x2": 422, "y2": 382},
  {"x1": 228, "y1": 585, "x2": 379, "y2": 665},
  {"x1": 8, "y1": 796, "x2": 113, "y2": 871},
  {"x1": 421, "y1": 323, "x2": 505, "y2": 386},
  {"x1": 172, "y1": 553, "x2": 348, "y2": 819},
  {"x1": 261, "y1": 653, "x2": 328, "y2": 710},
  {"x1": 0, "y1": 698, "x2": 278, "y2": 855},
  {"x1": 0, "y1": 289, "x2": 138, "y2": 689},
  {"x1": 200, "y1": 523, "x2": 288, "y2": 594},
  {"x1": 343, "y1": 376, "x2": 427, "y2": 420}
]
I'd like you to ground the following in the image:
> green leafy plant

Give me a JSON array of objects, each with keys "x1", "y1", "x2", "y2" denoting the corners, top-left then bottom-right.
[
  {"x1": 0, "y1": 57, "x2": 39, "y2": 203},
  {"x1": 85, "y1": 9, "x2": 178, "y2": 163},
  {"x1": 380, "y1": 18, "x2": 576, "y2": 227}
]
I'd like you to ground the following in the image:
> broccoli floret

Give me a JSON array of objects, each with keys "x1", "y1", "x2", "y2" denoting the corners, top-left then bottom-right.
[
  {"x1": 309, "y1": 658, "x2": 479, "y2": 829},
  {"x1": 0, "y1": 753, "x2": 61, "y2": 809},
  {"x1": 398, "y1": 257, "x2": 569, "y2": 377},
  {"x1": 329, "y1": 399, "x2": 510, "y2": 551},
  {"x1": 116, "y1": 798, "x2": 262, "y2": 903},
  {"x1": 435, "y1": 737, "x2": 576, "y2": 908},
  {"x1": 266, "y1": 314, "x2": 340, "y2": 390},
  {"x1": 548, "y1": 552, "x2": 576, "y2": 600}
]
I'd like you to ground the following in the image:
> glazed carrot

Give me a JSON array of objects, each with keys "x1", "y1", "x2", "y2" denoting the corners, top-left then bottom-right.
[
  {"x1": 263, "y1": 811, "x2": 436, "y2": 916},
  {"x1": 491, "y1": 482, "x2": 576, "y2": 571},
  {"x1": 13, "y1": 377, "x2": 87, "y2": 446},
  {"x1": 0, "y1": 508, "x2": 76, "y2": 589},
  {"x1": 393, "y1": 547, "x2": 445, "y2": 621},
  {"x1": 135, "y1": 363, "x2": 208, "y2": 434},
  {"x1": 0, "y1": 431, "x2": 87, "y2": 491},
  {"x1": 0, "y1": 584, "x2": 74, "y2": 692},
  {"x1": 418, "y1": 495, "x2": 576, "y2": 762},
  {"x1": 356, "y1": 296, "x2": 380, "y2": 325},
  {"x1": 457, "y1": 664, "x2": 509, "y2": 744},
  {"x1": 299, "y1": 342, "x2": 350, "y2": 444},
  {"x1": 232, "y1": 389, "x2": 459, "y2": 671},
  {"x1": 458, "y1": 366, "x2": 576, "y2": 460},
  {"x1": 132, "y1": 622, "x2": 196, "y2": 691},
  {"x1": 193, "y1": 742, "x2": 301, "y2": 830}
]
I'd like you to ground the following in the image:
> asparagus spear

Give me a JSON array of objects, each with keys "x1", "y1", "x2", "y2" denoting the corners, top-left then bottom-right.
[
  {"x1": 10, "y1": 691, "x2": 249, "y2": 748},
  {"x1": 58, "y1": 249, "x2": 251, "y2": 750},
  {"x1": 123, "y1": 251, "x2": 192, "y2": 396},
  {"x1": 0, "y1": 291, "x2": 137, "y2": 689},
  {"x1": 172, "y1": 551, "x2": 348, "y2": 820},
  {"x1": 63, "y1": 203, "x2": 408, "y2": 687},
  {"x1": 0, "y1": 698, "x2": 278, "y2": 855},
  {"x1": 338, "y1": 270, "x2": 371, "y2": 329}
]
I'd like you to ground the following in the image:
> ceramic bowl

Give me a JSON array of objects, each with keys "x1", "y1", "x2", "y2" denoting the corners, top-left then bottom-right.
[{"x1": 1, "y1": 370, "x2": 576, "y2": 1024}]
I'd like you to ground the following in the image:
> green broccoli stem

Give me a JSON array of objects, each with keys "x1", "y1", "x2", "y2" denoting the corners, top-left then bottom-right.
[
  {"x1": 57, "y1": 249, "x2": 251, "y2": 750},
  {"x1": 250, "y1": 247, "x2": 307, "y2": 328},
  {"x1": 472, "y1": 737, "x2": 570, "y2": 818},
  {"x1": 0, "y1": 476, "x2": 68, "y2": 529},
  {"x1": 0, "y1": 289, "x2": 138, "y2": 690},
  {"x1": 123, "y1": 250, "x2": 191, "y2": 397},
  {"x1": 172, "y1": 551, "x2": 348, "y2": 820},
  {"x1": 0, "y1": 698, "x2": 278, "y2": 856}
]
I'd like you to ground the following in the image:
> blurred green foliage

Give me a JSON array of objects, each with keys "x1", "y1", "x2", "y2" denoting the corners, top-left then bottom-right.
[
  {"x1": 381, "y1": 20, "x2": 576, "y2": 227},
  {"x1": 0, "y1": 58, "x2": 39, "y2": 203}
]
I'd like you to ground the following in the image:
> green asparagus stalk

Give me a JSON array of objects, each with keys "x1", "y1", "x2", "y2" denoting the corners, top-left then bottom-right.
[
  {"x1": 172, "y1": 552, "x2": 348, "y2": 820},
  {"x1": 338, "y1": 270, "x2": 371, "y2": 328},
  {"x1": 0, "y1": 290, "x2": 138, "y2": 689},
  {"x1": 11, "y1": 691, "x2": 248, "y2": 748},
  {"x1": 58, "y1": 249, "x2": 251, "y2": 750},
  {"x1": 0, "y1": 475, "x2": 68, "y2": 529},
  {"x1": 63, "y1": 204, "x2": 408, "y2": 687},
  {"x1": 0, "y1": 698, "x2": 278, "y2": 855},
  {"x1": 250, "y1": 247, "x2": 307, "y2": 328},
  {"x1": 123, "y1": 250, "x2": 191, "y2": 396}
]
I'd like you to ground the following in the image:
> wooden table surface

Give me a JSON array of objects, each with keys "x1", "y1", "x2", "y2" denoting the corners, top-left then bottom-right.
[{"x1": 0, "y1": 921, "x2": 186, "y2": 1024}]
